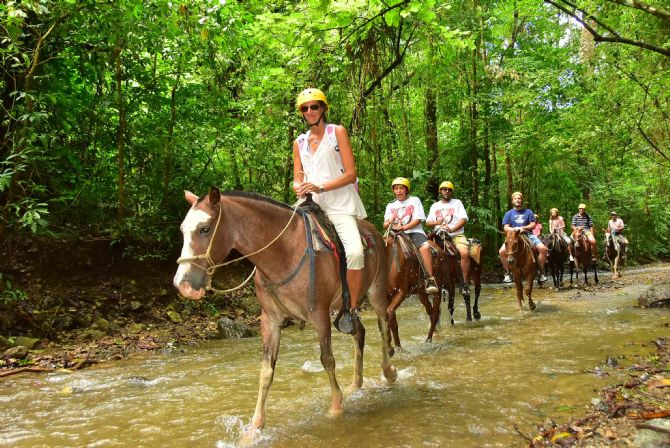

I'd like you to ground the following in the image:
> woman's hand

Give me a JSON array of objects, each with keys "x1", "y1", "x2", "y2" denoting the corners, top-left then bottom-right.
[{"x1": 296, "y1": 181, "x2": 321, "y2": 197}]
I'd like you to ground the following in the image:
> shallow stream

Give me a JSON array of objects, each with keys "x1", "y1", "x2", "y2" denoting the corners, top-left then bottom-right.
[{"x1": 2, "y1": 274, "x2": 668, "y2": 447}]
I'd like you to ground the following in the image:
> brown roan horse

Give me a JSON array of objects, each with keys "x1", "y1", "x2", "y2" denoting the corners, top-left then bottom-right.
[
  {"x1": 385, "y1": 232, "x2": 454, "y2": 346},
  {"x1": 173, "y1": 188, "x2": 397, "y2": 431},
  {"x1": 604, "y1": 231, "x2": 626, "y2": 279},
  {"x1": 504, "y1": 230, "x2": 537, "y2": 311}
]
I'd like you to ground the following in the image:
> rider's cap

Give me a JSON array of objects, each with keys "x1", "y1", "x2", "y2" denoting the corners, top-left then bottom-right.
[
  {"x1": 578, "y1": 203, "x2": 587, "y2": 209},
  {"x1": 550, "y1": 207, "x2": 558, "y2": 213},
  {"x1": 391, "y1": 177, "x2": 411, "y2": 192},
  {"x1": 438, "y1": 181, "x2": 455, "y2": 191},
  {"x1": 296, "y1": 88, "x2": 328, "y2": 110},
  {"x1": 610, "y1": 211, "x2": 617, "y2": 215},
  {"x1": 512, "y1": 191, "x2": 523, "y2": 199}
]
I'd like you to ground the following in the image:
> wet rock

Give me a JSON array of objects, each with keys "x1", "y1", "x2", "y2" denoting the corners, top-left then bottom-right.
[
  {"x1": 166, "y1": 310, "x2": 182, "y2": 323},
  {"x1": 634, "y1": 418, "x2": 670, "y2": 447},
  {"x1": 605, "y1": 356, "x2": 619, "y2": 367},
  {"x1": 0, "y1": 335, "x2": 10, "y2": 350},
  {"x1": 217, "y1": 317, "x2": 258, "y2": 339},
  {"x1": 3, "y1": 345, "x2": 29, "y2": 359},
  {"x1": 92, "y1": 318, "x2": 111, "y2": 333},
  {"x1": 591, "y1": 397, "x2": 610, "y2": 412},
  {"x1": 77, "y1": 329, "x2": 107, "y2": 341},
  {"x1": 638, "y1": 283, "x2": 670, "y2": 308},
  {"x1": 14, "y1": 336, "x2": 40, "y2": 349}
]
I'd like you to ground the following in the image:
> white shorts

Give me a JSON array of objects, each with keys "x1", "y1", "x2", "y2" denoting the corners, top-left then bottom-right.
[{"x1": 329, "y1": 214, "x2": 365, "y2": 270}]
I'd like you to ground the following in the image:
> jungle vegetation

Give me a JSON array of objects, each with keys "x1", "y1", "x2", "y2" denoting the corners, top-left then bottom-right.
[{"x1": 1, "y1": 0, "x2": 669, "y2": 264}]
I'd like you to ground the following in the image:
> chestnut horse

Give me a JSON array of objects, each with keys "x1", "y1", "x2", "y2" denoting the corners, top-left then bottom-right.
[
  {"x1": 604, "y1": 232, "x2": 627, "y2": 279},
  {"x1": 543, "y1": 232, "x2": 569, "y2": 289},
  {"x1": 173, "y1": 188, "x2": 397, "y2": 431},
  {"x1": 504, "y1": 230, "x2": 537, "y2": 311},
  {"x1": 432, "y1": 230, "x2": 483, "y2": 324},
  {"x1": 385, "y1": 232, "x2": 454, "y2": 346},
  {"x1": 571, "y1": 231, "x2": 599, "y2": 285}
]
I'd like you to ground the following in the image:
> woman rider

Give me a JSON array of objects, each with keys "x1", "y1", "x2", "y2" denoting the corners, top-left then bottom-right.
[{"x1": 292, "y1": 88, "x2": 367, "y2": 333}]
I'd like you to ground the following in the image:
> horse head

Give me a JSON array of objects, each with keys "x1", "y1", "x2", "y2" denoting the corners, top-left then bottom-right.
[
  {"x1": 173, "y1": 187, "x2": 230, "y2": 300},
  {"x1": 504, "y1": 229, "x2": 520, "y2": 264}
]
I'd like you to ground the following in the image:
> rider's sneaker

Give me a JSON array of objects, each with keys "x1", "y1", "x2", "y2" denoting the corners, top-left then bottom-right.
[
  {"x1": 425, "y1": 277, "x2": 439, "y2": 294},
  {"x1": 569, "y1": 255, "x2": 575, "y2": 262},
  {"x1": 503, "y1": 274, "x2": 512, "y2": 283},
  {"x1": 538, "y1": 273, "x2": 548, "y2": 283},
  {"x1": 334, "y1": 308, "x2": 358, "y2": 334}
]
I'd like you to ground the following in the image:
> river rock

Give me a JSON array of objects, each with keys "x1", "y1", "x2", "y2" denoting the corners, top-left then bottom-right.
[
  {"x1": 92, "y1": 317, "x2": 111, "y2": 333},
  {"x1": 634, "y1": 418, "x2": 670, "y2": 447},
  {"x1": 217, "y1": 317, "x2": 258, "y2": 339},
  {"x1": 3, "y1": 345, "x2": 29, "y2": 359},
  {"x1": 14, "y1": 336, "x2": 40, "y2": 349},
  {"x1": 638, "y1": 283, "x2": 670, "y2": 308},
  {"x1": 0, "y1": 335, "x2": 10, "y2": 350}
]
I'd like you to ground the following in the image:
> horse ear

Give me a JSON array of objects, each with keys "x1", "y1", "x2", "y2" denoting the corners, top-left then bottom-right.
[
  {"x1": 209, "y1": 186, "x2": 221, "y2": 205},
  {"x1": 184, "y1": 190, "x2": 198, "y2": 206}
]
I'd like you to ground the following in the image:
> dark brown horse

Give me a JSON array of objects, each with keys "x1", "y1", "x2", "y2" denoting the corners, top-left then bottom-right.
[
  {"x1": 571, "y1": 231, "x2": 599, "y2": 285},
  {"x1": 604, "y1": 231, "x2": 627, "y2": 279},
  {"x1": 504, "y1": 230, "x2": 537, "y2": 311},
  {"x1": 385, "y1": 232, "x2": 455, "y2": 345},
  {"x1": 543, "y1": 232, "x2": 569, "y2": 289},
  {"x1": 173, "y1": 188, "x2": 397, "y2": 431},
  {"x1": 432, "y1": 230, "x2": 483, "y2": 324}
]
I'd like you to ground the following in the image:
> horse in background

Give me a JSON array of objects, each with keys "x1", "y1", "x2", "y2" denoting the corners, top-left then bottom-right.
[
  {"x1": 504, "y1": 230, "x2": 537, "y2": 311},
  {"x1": 571, "y1": 230, "x2": 599, "y2": 285},
  {"x1": 431, "y1": 230, "x2": 483, "y2": 324},
  {"x1": 386, "y1": 231, "x2": 455, "y2": 346},
  {"x1": 604, "y1": 231, "x2": 627, "y2": 279},
  {"x1": 543, "y1": 232, "x2": 569, "y2": 289},
  {"x1": 173, "y1": 188, "x2": 397, "y2": 431}
]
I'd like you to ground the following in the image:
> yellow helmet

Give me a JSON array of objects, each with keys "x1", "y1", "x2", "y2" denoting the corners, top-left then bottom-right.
[
  {"x1": 391, "y1": 177, "x2": 411, "y2": 192},
  {"x1": 578, "y1": 203, "x2": 587, "y2": 209},
  {"x1": 438, "y1": 181, "x2": 455, "y2": 191},
  {"x1": 296, "y1": 88, "x2": 328, "y2": 110},
  {"x1": 512, "y1": 191, "x2": 523, "y2": 199}
]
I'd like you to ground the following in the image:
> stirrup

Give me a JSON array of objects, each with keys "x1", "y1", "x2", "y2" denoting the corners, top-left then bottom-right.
[{"x1": 334, "y1": 308, "x2": 358, "y2": 334}]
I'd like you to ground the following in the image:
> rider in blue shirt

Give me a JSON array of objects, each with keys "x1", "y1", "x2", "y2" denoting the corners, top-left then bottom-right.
[{"x1": 498, "y1": 191, "x2": 548, "y2": 283}]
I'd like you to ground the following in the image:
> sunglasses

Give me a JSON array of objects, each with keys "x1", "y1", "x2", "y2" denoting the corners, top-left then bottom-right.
[{"x1": 300, "y1": 104, "x2": 321, "y2": 113}]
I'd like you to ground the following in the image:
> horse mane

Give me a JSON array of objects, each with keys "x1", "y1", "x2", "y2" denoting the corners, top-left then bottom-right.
[{"x1": 221, "y1": 190, "x2": 294, "y2": 211}]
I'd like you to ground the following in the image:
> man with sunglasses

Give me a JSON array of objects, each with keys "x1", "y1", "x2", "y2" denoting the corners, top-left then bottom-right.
[
  {"x1": 292, "y1": 88, "x2": 366, "y2": 334},
  {"x1": 426, "y1": 181, "x2": 472, "y2": 292}
]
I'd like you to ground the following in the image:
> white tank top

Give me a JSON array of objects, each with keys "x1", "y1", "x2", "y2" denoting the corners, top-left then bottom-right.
[{"x1": 297, "y1": 126, "x2": 367, "y2": 219}]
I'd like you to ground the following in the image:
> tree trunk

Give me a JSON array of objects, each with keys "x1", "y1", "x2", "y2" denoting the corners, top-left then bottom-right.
[
  {"x1": 425, "y1": 86, "x2": 438, "y2": 196},
  {"x1": 114, "y1": 44, "x2": 126, "y2": 221}
]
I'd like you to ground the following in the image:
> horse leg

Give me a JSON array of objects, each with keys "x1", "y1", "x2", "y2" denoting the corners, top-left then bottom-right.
[
  {"x1": 307, "y1": 312, "x2": 345, "y2": 415},
  {"x1": 594, "y1": 263, "x2": 599, "y2": 284},
  {"x1": 368, "y1": 281, "x2": 397, "y2": 382},
  {"x1": 447, "y1": 278, "x2": 456, "y2": 325},
  {"x1": 526, "y1": 274, "x2": 536, "y2": 311},
  {"x1": 423, "y1": 290, "x2": 441, "y2": 343},
  {"x1": 349, "y1": 317, "x2": 366, "y2": 391},
  {"x1": 386, "y1": 289, "x2": 405, "y2": 349},
  {"x1": 514, "y1": 276, "x2": 524, "y2": 311},
  {"x1": 472, "y1": 265, "x2": 482, "y2": 320},
  {"x1": 250, "y1": 312, "x2": 281, "y2": 430}
]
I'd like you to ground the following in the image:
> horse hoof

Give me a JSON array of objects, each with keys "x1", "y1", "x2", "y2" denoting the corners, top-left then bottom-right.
[
  {"x1": 474, "y1": 311, "x2": 481, "y2": 320},
  {"x1": 240, "y1": 426, "x2": 262, "y2": 447},
  {"x1": 450, "y1": 318, "x2": 455, "y2": 326},
  {"x1": 466, "y1": 316, "x2": 472, "y2": 322},
  {"x1": 384, "y1": 365, "x2": 398, "y2": 383}
]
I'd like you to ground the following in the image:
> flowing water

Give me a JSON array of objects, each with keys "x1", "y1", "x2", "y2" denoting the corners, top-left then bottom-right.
[{"x1": 2, "y1": 271, "x2": 669, "y2": 448}]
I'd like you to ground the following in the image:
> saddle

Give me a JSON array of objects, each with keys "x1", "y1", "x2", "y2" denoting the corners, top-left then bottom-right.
[{"x1": 427, "y1": 230, "x2": 482, "y2": 265}]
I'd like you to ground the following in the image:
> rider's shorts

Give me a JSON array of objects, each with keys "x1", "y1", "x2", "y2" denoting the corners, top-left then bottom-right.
[
  {"x1": 451, "y1": 233, "x2": 469, "y2": 249},
  {"x1": 407, "y1": 232, "x2": 428, "y2": 248},
  {"x1": 528, "y1": 234, "x2": 542, "y2": 246}
]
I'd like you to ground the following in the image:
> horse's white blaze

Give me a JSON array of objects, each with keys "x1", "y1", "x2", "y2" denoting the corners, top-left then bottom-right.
[{"x1": 173, "y1": 208, "x2": 211, "y2": 290}]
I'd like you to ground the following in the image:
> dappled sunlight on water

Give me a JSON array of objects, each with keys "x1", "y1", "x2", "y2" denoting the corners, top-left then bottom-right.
[{"x1": 1, "y1": 275, "x2": 669, "y2": 447}]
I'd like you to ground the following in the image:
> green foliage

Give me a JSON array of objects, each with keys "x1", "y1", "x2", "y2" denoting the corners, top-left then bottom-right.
[
  {"x1": 0, "y1": 0, "x2": 667, "y2": 262},
  {"x1": 0, "y1": 273, "x2": 28, "y2": 305}
]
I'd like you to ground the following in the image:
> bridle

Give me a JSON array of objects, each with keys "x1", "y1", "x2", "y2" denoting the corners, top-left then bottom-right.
[{"x1": 176, "y1": 201, "x2": 300, "y2": 293}]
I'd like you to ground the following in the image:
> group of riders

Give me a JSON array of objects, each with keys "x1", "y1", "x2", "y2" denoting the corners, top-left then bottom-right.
[{"x1": 292, "y1": 87, "x2": 628, "y2": 329}]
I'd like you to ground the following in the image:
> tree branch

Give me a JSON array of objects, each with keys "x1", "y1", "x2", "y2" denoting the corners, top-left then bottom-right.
[
  {"x1": 605, "y1": 0, "x2": 670, "y2": 22},
  {"x1": 544, "y1": 0, "x2": 670, "y2": 57}
]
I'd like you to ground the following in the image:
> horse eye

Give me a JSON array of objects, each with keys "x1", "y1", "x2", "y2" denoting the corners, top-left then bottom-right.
[{"x1": 200, "y1": 227, "x2": 210, "y2": 235}]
